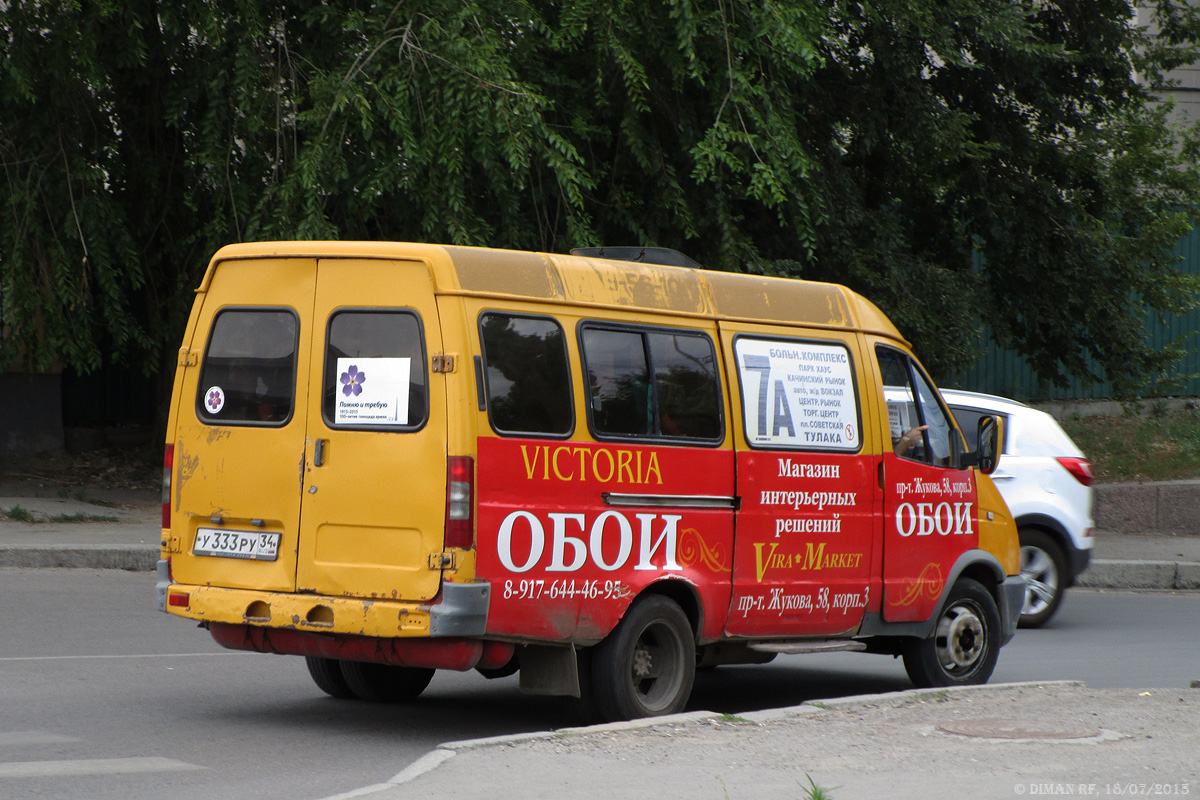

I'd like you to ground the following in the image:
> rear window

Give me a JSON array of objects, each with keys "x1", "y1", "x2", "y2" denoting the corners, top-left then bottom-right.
[
  {"x1": 1010, "y1": 412, "x2": 1083, "y2": 458},
  {"x1": 322, "y1": 310, "x2": 428, "y2": 430},
  {"x1": 197, "y1": 308, "x2": 298, "y2": 426}
]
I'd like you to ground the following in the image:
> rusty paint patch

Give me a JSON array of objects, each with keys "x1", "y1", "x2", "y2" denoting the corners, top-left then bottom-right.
[
  {"x1": 175, "y1": 446, "x2": 200, "y2": 514},
  {"x1": 204, "y1": 427, "x2": 231, "y2": 445}
]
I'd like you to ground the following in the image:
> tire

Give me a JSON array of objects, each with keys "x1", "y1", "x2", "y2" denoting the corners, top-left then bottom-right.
[
  {"x1": 339, "y1": 661, "x2": 435, "y2": 703},
  {"x1": 305, "y1": 657, "x2": 356, "y2": 699},
  {"x1": 902, "y1": 578, "x2": 1000, "y2": 688},
  {"x1": 1018, "y1": 528, "x2": 1067, "y2": 628},
  {"x1": 591, "y1": 595, "x2": 695, "y2": 722}
]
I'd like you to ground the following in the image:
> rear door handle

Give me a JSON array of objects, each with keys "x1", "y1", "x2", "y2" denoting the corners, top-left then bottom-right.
[{"x1": 314, "y1": 439, "x2": 328, "y2": 467}]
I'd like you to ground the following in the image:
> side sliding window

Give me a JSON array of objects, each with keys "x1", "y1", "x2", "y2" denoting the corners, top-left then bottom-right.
[
  {"x1": 580, "y1": 325, "x2": 722, "y2": 444},
  {"x1": 479, "y1": 312, "x2": 573, "y2": 437}
]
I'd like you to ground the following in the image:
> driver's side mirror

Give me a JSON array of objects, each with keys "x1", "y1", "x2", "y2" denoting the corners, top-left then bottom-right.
[
  {"x1": 953, "y1": 414, "x2": 1000, "y2": 473},
  {"x1": 975, "y1": 415, "x2": 1000, "y2": 475}
]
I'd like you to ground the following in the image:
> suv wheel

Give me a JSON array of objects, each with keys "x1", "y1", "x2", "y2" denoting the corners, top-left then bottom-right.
[{"x1": 1019, "y1": 528, "x2": 1068, "y2": 628}]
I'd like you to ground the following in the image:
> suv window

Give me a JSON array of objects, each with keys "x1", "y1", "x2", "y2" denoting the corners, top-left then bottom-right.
[
  {"x1": 948, "y1": 406, "x2": 1010, "y2": 453},
  {"x1": 581, "y1": 325, "x2": 721, "y2": 442},
  {"x1": 323, "y1": 310, "x2": 428, "y2": 429},
  {"x1": 197, "y1": 308, "x2": 298, "y2": 425},
  {"x1": 480, "y1": 313, "x2": 573, "y2": 436}
]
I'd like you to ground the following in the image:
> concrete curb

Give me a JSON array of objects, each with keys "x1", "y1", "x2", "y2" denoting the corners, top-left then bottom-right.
[
  {"x1": 0, "y1": 544, "x2": 157, "y2": 571},
  {"x1": 1076, "y1": 559, "x2": 1200, "y2": 591}
]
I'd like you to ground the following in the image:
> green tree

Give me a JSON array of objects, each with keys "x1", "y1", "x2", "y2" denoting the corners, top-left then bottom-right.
[{"x1": 3, "y1": 0, "x2": 1199, "y2": 401}]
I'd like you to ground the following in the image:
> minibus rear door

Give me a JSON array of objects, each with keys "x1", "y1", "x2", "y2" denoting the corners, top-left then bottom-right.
[{"x1": 294, "y1": 258, "x2": 448, "y2": 602}]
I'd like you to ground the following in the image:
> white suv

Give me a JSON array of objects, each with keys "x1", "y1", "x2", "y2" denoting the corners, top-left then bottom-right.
[{"x1": 941, "y1": 390, "x2": 1095, "y2": 628}]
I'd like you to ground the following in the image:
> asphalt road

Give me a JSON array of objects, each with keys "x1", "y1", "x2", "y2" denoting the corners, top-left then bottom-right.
[{"x1": 2, "y1": 569, "x2": 1198, "y2": 800}]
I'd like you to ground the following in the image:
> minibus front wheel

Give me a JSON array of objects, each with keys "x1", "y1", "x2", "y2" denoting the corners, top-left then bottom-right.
[
  {"x1": 591, "y1": 595, "x2": 696, "y2": 722},
  {"x1": 902, "y1": 578, "x2": 1000, "y2": 688}
]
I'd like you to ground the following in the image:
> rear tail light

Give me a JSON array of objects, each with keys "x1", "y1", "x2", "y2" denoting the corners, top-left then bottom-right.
[
  {"x1": 445, "y1": 456, "x2": 475, "y2": 548},
  {"x1": 1056, "y1": 457, "x2": 1094, "y2": 487},
  {"x1": 162, "y1": 444, "x2": 175, "y2": 528}
]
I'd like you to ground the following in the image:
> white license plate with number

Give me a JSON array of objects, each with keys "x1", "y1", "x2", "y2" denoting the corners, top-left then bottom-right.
[{"x1": 193, "y1": 528, "x2": 280, "y2": 561}]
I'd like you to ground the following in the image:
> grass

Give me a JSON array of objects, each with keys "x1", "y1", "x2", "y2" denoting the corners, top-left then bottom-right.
[
  {"x1": 48, "y1": 512, "x2": 120, "y2": 523},
  {"x1": 1, "y1": 505, "x2": 35, "y2": 522},
  {"x1": 1060, "y1": 405, "x2": 1200, "y2": 484},
  {"x1": 801, "y1": 775, "x2": 835, "y2": 799}
]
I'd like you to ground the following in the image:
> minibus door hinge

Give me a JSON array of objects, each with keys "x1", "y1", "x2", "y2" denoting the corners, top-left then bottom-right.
[
  {"x1": 429, "y1": 552, "x2": 456, "y2": 570},
  {"x1": 431, "y1": 354, "x2": 456, "y2": 373},
  {"x1": 160, "y1": 533, "x2": 182, "y2": 553},
  {"x1": 177, "y1": 347, "x2": 197, "y2": 367}
]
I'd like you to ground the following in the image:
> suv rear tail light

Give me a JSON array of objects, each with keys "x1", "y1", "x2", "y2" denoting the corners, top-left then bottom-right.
[
  {"x1": 1056, "y1": 457, "x2": 1094, "y2": 487},
  {"x1": 445, "y1": 456, "x2": 475, "y2": 548},
  {"x1": 162, "y1": 444, "x2": 174, "y2": 528}
]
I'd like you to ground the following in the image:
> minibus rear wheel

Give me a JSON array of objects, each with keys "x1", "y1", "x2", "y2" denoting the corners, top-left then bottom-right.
[
  {"x1": 902, "y1": 578, "x2": 1000, "y2": 688},
  {"x1": 305, "y1": 656, "x2": 355, "y2": 699},
  {"x1": 339, "y1": 661, "x2": 435, "y2": 703},
  {"x1": 591, "y1": 595, "x2": 696, "y2": 722}
]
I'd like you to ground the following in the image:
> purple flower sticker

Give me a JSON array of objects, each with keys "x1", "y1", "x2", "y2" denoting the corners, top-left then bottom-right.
[
  {"x1": 205, "y1": 386, "x2": 225, "y2": 413},
  {"x1": 340, "y1": 365, "x2": 366, "y2": 396}
]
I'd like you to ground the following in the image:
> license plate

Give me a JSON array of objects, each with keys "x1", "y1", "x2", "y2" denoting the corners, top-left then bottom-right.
[{"x1": 193, "y1": 528, "x2": 280, "y2": 561}]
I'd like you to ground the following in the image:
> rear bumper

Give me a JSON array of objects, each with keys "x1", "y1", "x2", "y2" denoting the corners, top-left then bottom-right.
[
  {"x1": 998, "y1": 574, "x2": 1027, "y2": 646},
  {"x1": 1066, "y1": 544, "x2": 1093, "y2": 584},
  {"x1": 207, "y1": 621, "x2": 515, "y2": 672},
  {"x1": 157, "y1": 559, "x2": 490, "y2": 640}
]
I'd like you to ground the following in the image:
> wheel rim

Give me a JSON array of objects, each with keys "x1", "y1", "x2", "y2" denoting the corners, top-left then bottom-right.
[
  {"x1": 934, "y1": 599, "x2": 987, "y2": 677},
  {"x1": 1020, "y1": 544, "x2": 1060, "y2": 616},
  {"x1": 628, "y1": 619, "x2": 686, "y2": 713}
]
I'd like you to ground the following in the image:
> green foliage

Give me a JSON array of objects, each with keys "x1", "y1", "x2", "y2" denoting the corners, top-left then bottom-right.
[
  {"x1": 1, "y1": 505, "x2": 34, "y2": 523},
  {"x1": 3, "y1": 0, "x2": 1200, "y2": 400},
  {"x1": 1061, "y1": 405, "x2": 1200, "y2": 483}
]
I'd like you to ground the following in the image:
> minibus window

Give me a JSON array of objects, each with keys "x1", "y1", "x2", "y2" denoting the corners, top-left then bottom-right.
[
  {"x1": 323, "y1": 310, "x2": 428, "y2": 429},
  {"x1": 197, "y1": 308, "x2": 297, "y2": 426},
  {"x1": 582, "y1": 325, "x2": 722, "y2": 443},
  {"x1": 912, "y1": 369, "x2": 953, "y2": 465},
  {"x1": 583, "y1": 328, "x2": 652, "y2": 436},
  {"x1": 480, "y1": 313, "x2": 572, "y2": 436},
  {"x1": 877, "y1": 346, "x2": 953, "y2": 466},
  {"x1": 648, "y1": 332, "x2": 720, "y2": 439},
  {"x1": 732, "y1": 336, "x2": 860, "y2": 451}
]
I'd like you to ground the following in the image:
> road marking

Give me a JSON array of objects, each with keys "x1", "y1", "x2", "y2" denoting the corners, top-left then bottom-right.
[
  {"x1": 0, "y1": 757, "x2": 203, "y2": 778},
  {"x1": 0, "y1": 652, "x2": 244, "y2": 663},
  {"x1": 0, "y1": 732, "x2": 79, "y2": 747}
]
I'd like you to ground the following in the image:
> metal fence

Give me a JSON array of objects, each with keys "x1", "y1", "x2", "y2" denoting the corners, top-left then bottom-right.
[{"x1": 954, "y1": 225, "x2": 1200, "y2": 401}]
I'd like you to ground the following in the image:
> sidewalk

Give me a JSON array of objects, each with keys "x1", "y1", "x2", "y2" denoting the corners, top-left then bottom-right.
[{"x1": 362, "y1": 682, "x2": 1200, "y2": 800}]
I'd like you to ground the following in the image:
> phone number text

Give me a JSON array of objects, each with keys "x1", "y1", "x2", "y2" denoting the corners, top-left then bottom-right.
[{"x1": 503, "y1": 579, "x2": 630, "y2": 601}]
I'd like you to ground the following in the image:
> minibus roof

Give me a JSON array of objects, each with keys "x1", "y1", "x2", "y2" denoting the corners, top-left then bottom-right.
[{"x1": 204, "y1": 241, "x2": 907, "y2": 343}]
